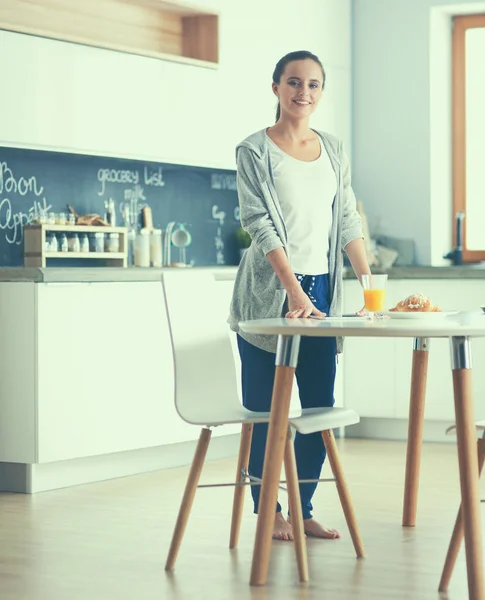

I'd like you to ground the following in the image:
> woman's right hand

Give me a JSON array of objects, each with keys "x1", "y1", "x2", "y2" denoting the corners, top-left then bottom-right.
[{"x1": 285, "y1": 287, "x2": 326, "y2": 319}]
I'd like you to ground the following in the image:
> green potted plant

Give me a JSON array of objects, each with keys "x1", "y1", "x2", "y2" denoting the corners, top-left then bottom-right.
[{"x1": 235, "y1": 227, "x2": 251, "y2": 261}]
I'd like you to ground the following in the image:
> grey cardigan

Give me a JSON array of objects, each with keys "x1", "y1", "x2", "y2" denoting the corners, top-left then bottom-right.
[{"x1": 228, "y1": 128, "x2": 363, "y2": 354}]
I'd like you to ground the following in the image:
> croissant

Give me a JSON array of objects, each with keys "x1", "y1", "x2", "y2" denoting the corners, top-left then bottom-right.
[
  {"x1": 390, "y1": 293, "x2": 441, "y2": 313},
  {"x1": 76, "y1": 214, "x2": 108, "y2": 226},
  {"x1": 67, "y1": 205, "x2": 108, "y2": 227}
]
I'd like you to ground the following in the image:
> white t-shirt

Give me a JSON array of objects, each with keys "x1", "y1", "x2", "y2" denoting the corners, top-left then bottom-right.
[{"x1": 267, "y1": 134, "x2": 337, "y2": 275}]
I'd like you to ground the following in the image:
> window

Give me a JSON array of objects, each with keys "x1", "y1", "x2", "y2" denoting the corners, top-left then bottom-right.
[{"x1": 452, "y1": 14, "x2": 485, "y2": 262}]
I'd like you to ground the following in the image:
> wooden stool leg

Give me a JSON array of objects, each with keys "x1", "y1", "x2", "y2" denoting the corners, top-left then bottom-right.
[
  {"x1": 322, "y1": 429, "x2": 365, "y2": 558},
  {"x1": 229, "y1": 423, "x2": 253, "y2": 549},
  {"x1": 439, "y1": 438, "x2": 485, "y2": 592},
  {"x1": 403, "y1": 338, "x2": 430, "y2": 527},
  {"x1": 250, "y1": 338, "x2": 299, "y2": 587},
  {"x1": 450, "y1": 336, "x2": 484, "y2": 600},
  {"x1": 165, "y1": 428, "x2": 212, "y2": 571},
  {"x1": 284, "y1": 428, "x2": 309, "y2": 582}
]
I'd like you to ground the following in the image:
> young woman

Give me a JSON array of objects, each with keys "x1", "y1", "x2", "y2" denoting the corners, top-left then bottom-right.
[{"x1": 228, "y1": 50, "x2": 371, "y2": 541}]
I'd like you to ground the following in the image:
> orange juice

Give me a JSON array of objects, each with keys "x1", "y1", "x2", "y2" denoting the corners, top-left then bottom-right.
[{"x1": 364, "y1": 289, "x2": 386, "y2": 312}]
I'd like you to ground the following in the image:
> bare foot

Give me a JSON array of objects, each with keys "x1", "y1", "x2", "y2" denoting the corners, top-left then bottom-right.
[
  {"x1": 288, "y1": 516, "x2": 340, "y2": 539},
  {"x1": 272, "y1": 512, "x2": 294, "y2": 541}
]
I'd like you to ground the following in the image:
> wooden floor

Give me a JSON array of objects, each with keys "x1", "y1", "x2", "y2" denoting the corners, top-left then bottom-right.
[{"x1": 1, "y1": 438, "x2": 484, "y2": 600}]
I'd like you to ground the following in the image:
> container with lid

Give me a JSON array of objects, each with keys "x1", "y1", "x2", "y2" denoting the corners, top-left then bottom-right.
[
  {"x1": 134, "y1": 228, "x2": 150, "y2": 267},
  {"x1": 59, "y1": 233, "x2": 68, "y2": 253},
  {"x1": 79, "y1": 233, "x2": 89, "y2": 253},
  {"x1": 46, "y1": 232, "x2": 56, "y2": 252},
  {"x1": 89, "y1": 232, "x2": 105, "y2": 253},
  {"x1": 105, "y1": 232, "x2": 120, "y2": 253},
  {"x1": 68, "y1": 233, "x2": 80, "y2": 253},
  {"x1": 150, "y1": 229, "x2": 163, "y2": 267}
]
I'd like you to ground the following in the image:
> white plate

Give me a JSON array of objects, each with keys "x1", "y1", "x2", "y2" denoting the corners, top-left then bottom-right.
[
  {"x1": 382, "y1": 311, "x2": 458, "y2": 320},
  {"x1": 309, "y1": 316, "x2": 368, "y2": 321}
]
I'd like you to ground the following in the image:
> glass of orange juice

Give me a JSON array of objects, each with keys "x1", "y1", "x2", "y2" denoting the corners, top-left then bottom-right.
[{"x1": 362, "y1": 274, "x2": 388, "y2": 319}]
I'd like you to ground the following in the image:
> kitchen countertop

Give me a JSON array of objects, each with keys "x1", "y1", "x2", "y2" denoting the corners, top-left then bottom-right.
[
  {"x1": 0, "y1": 265, "x2": 484, "y2": 283},
  {"x1": 0, "y1": 266, "x2": 239, "y2": 282},
  {"x1": 359, "y1": 265, "x2": 485, "y2": 279}
]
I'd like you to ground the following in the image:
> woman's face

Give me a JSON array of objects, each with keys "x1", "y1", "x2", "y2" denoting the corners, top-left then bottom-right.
[{"x1": 273, "y1": 59, "x2": 323, "y2": 120}]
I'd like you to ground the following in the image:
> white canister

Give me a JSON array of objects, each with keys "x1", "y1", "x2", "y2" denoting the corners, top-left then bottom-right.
[
  {"x1": 150, "y1": 229, "x2": 163, "y2": 267},
  {"x1": 134, "y1": 228, "x2": 150, "y2": 267}
]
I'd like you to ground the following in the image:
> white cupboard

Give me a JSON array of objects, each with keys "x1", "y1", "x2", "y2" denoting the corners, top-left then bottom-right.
[
  {"x1": 343, "y1": 279, "x2": 397, "y2": 417},
  {"x1": 36, "y1": 282, "x2": 179, "y2": 462},
  {"x1": 0, "y1": 283, "x2": 37, "y2": 463},
  {"x1": 0, "y1": 277, "x2": 241, "y2": 466},
  {"x1": 392, "y1": 280, "x2": 485, "y2": 422},
  {"x1": 1, "y1": 273, "x2": 484, "y2": 484},
  {"x1": 342, "y1": 278, "x2": 485, "y2": 422}
]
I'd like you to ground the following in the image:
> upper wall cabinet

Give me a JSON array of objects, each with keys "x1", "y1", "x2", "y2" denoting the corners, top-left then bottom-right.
[{"x1": 0, "y1": 0, "x2": 219, "y2": 68}]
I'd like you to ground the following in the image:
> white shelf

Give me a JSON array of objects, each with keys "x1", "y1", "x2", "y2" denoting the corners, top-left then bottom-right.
[
  {"x1": 24, "y1": 225, "x2": 128, "y2": 267},
  {"x1": 27, "y1": 224, "x2": 127, "y2": 234},
  {"x1": 43, "y1": 252, "x2": 125, "y2": 259}
]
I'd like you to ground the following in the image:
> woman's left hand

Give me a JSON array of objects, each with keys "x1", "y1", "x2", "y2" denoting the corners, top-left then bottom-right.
[{"x1": 356, "y1": 306, "x2": 366, "y2": 316}]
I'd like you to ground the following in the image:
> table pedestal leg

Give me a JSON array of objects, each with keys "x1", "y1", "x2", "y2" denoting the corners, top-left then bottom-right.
[
  {"x1": 250, "y1": 334, "x2": 303, "y2": 587},
  {"x1": 402, "y1": 337, "x2": 429, "y2": 527},
  {"x1": 450, "y1": 336, "x2": 484, "y2": 600}
]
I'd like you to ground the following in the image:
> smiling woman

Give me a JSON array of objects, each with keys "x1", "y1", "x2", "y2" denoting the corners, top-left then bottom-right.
[{"x1": 228, "y1": 50, "x2": 370, "y2": 542}]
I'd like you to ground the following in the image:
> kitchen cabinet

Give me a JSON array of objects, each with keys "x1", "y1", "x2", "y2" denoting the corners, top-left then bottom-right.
[
  {"x1": 0, "y1": 4, "x2": 352, "y2": 169},
  {"x1": 36, "y1": 282, "x2": 181, "y2": 462},
  {"x1": 342, "y1": 279, "x2": 485, "y2": 423},
  {"x1": 35, "y1": 279, "x2": 241, "y2": 464},
  {"x1": 343, "y1": 279, "x2": 397, "y2": 418},
  {"x1": 2, "y1": 271, "x2": 483, "y2": 491},
  {"x1": 0, "y1": 277, "x2": 243, "y2": 466},
  {"x1": 0, "y1": 283, "x2": 37, "y2": 463},
  {"x1": 393, "y1": 280, "x2": 485, "y2": 422}
]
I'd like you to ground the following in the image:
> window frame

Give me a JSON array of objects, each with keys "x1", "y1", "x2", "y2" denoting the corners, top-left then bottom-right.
[{"x1": 452, "y1": 13, "x2": 485, "y2": 262}]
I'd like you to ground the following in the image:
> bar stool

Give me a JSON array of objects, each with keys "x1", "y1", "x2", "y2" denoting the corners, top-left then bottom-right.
[{"x1": 161, "y1": 271, "x2": 365, "y2": 580}]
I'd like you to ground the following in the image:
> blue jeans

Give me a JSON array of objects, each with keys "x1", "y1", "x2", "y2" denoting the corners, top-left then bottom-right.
[{"x1": 237, "y1": 273, "x2": 337, "y2": 520}]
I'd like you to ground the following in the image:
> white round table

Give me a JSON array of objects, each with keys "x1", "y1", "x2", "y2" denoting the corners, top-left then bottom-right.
[{"x1": 239, "y1": 311, "x2": 485, "y2": 599}]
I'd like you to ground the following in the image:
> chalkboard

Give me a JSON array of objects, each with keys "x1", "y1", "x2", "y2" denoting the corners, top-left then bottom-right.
[{"x1": 0, "y1": 146, "x2": 241, "y2": 267}]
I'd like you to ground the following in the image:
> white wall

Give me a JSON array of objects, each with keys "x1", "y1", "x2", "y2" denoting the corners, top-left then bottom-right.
[
  {"x1": 0, "y1": 0, "x2": 352, "y2": 170},
  {"x1": 352, "y1": 0, "x2": 485, "y2": 265}
]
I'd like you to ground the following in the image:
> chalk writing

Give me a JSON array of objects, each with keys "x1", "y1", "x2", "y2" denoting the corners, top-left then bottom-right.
[
  {"x1": 0, "y1": 161, "x2": 44, "y2": 197},
  {"x1": 212, "y1": 205, "x2": 226, "y2": 226},
  {"x1": 0, "y1": 197, "x2": 52, "y2": 245},
  {"x1": 211, "y1": 173, "x2": 237, "y2": 191},
  {"x1": 215, "y1": 226, "x2": 225, "y2": 265},
  {"x1": 144, "y1": 166, "x2": 165, "y2": 187},
  {"x1": 123, "y1": 185, "x2": 146, "y2": 203},
  {"x1": 97, "y1": 168, "x2": 139, "y2": 196},
  {"x1": 98, "y1": 165, "x2": 167, "y2": 196},
  {"x1": 0, "y1": 161, "x2": 49, "y2": 246}
]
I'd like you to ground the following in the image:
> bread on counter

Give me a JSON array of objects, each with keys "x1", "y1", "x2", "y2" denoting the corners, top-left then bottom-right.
[{"x1": 389, "y1": 293, "x2": 441, "y2": 313}]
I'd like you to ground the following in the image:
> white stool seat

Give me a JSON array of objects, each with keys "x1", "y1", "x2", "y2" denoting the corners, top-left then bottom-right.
[
  {"x1": 192, "y1": 406, "x2": 360, "y2": 435},
  {"x1": 445, "y1": 420, "x2": 485, "y2": 435},
  {"x1": 292, "y1": 407, "x2": 360, "y2": 435}
]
